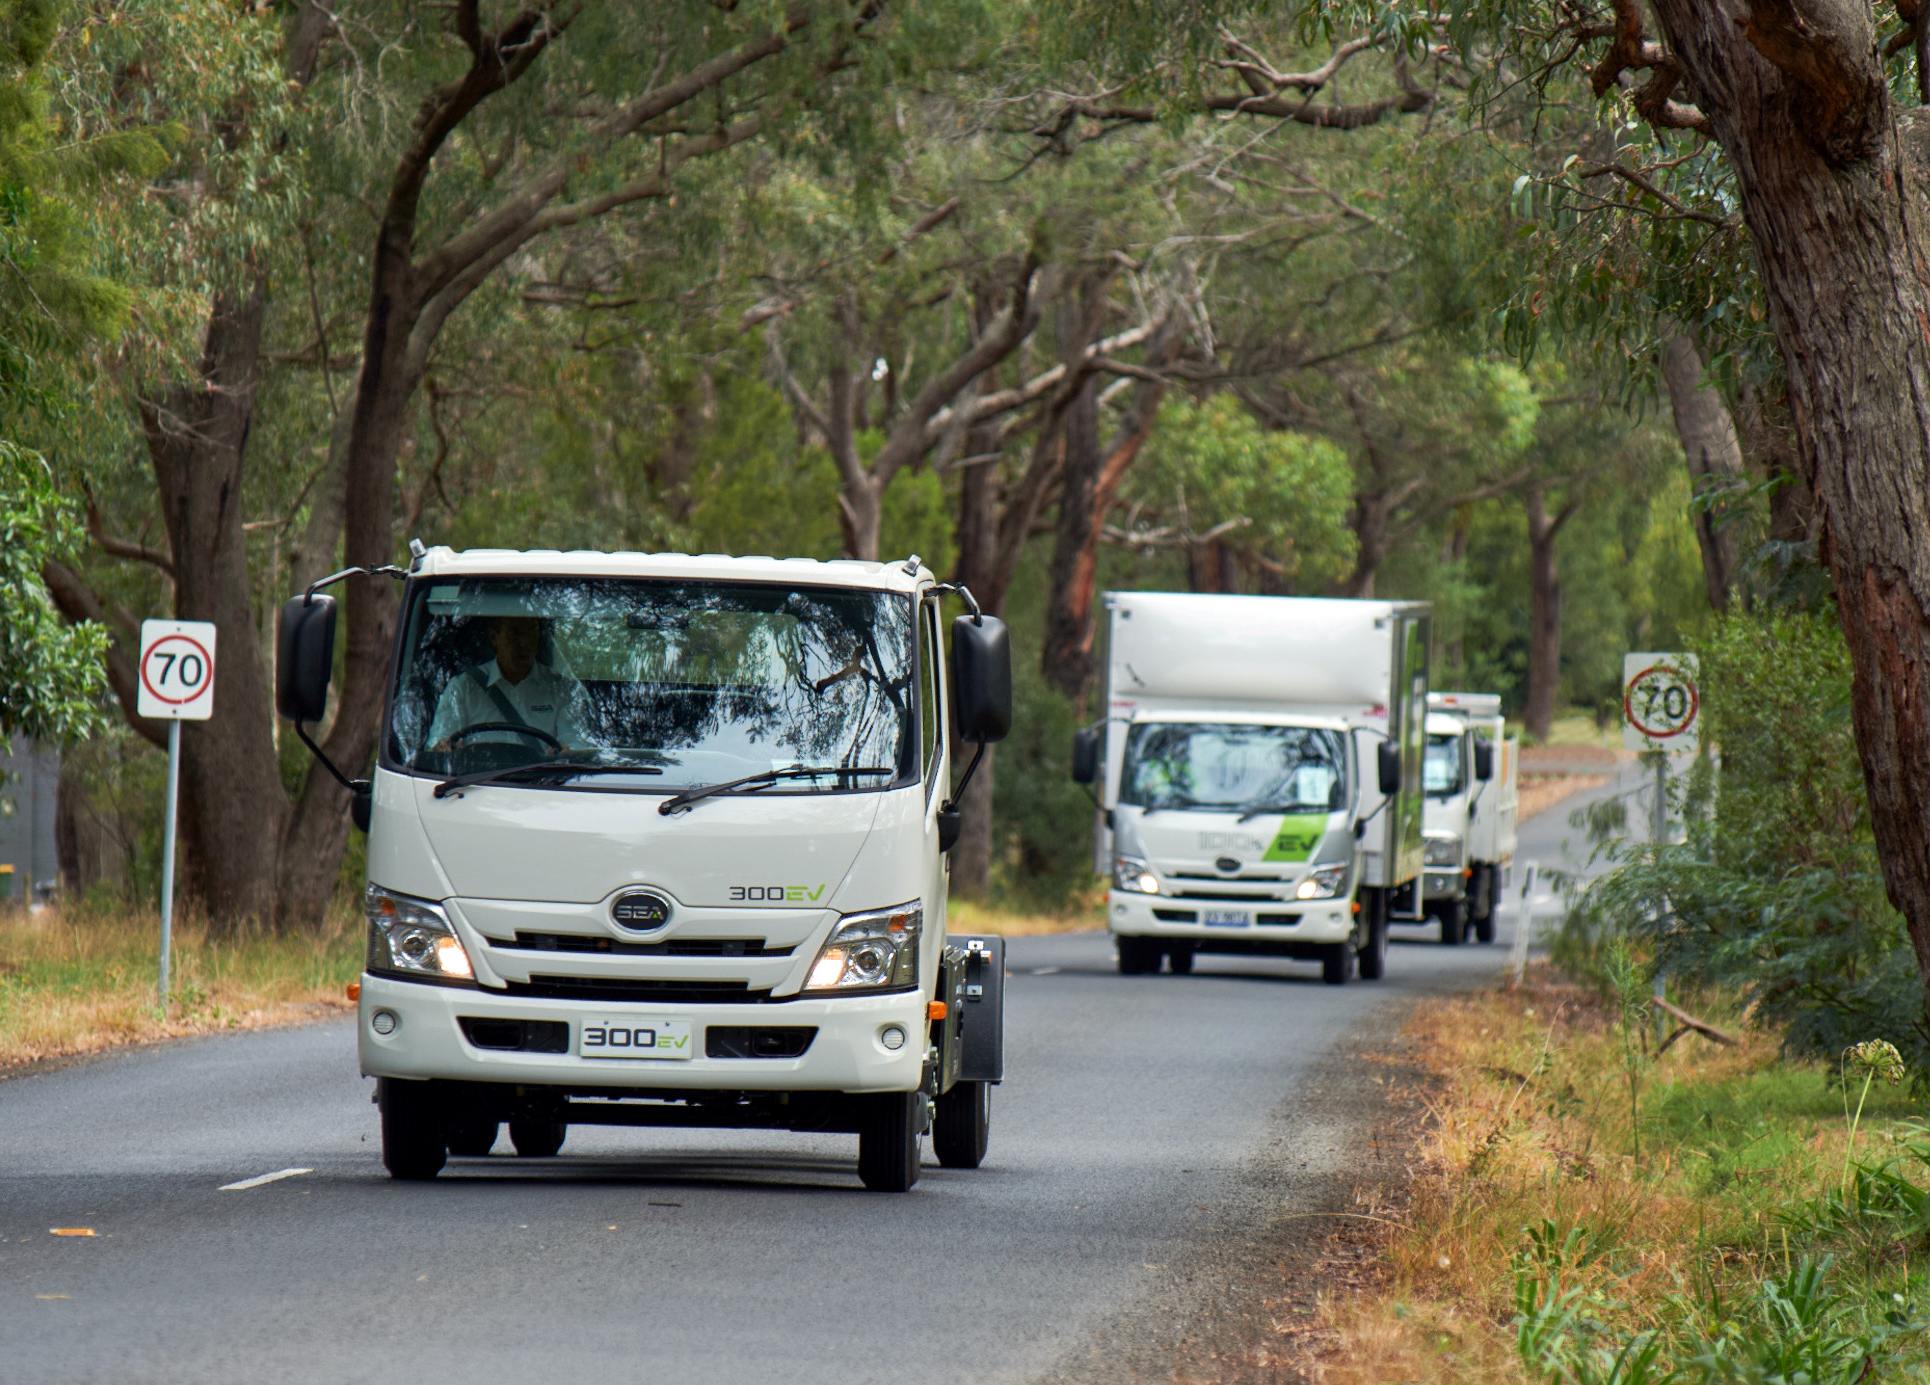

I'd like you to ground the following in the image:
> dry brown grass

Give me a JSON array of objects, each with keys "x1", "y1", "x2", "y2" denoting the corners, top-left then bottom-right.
[
  {"x1": 1301, "y1": 970, "x2": 1926, "y2": 1382},
  {"x1": 0, "y1": 903, "x2": 360, "y2": 1071},
  {"x1": 948, "y1": 893, "x2": 1102, "y2": 937}
]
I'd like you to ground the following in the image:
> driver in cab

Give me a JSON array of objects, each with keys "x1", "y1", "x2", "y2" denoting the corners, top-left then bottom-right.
[{"x1": 427, "y1": 614, "x2": 591, "y2": 752}]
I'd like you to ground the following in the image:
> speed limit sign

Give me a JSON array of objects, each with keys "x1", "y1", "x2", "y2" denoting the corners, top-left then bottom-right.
[
  {"x1": 1622, "y1": 651, "x2": 1698, "y2": 753},
  {"x1": 138, "y1": 620, "x2": 217, "y2": 721}
]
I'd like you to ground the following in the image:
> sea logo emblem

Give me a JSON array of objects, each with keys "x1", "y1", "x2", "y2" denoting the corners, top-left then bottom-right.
[{"x1": 611, "y1": 890, "x2": 673, "y2": 931}]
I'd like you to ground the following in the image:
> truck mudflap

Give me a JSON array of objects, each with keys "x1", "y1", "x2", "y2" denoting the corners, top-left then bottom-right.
[{"x1": 945, "y1": 934, "x2": 1005, "y2": 1083}]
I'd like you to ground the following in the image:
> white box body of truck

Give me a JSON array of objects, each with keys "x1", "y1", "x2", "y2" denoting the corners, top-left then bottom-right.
[
  {"x1": 1418, "y1": 691, "x2": 1518, "y2": 944},
  {"x1": 1085, "y1": 592, "x2": 1429, "y2": 983},
  {"x1": 277, "y1": 546, "x2": 1012, "y2": 1191}
]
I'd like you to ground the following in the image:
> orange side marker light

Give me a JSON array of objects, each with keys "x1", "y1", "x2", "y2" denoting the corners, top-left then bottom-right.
[
  {"x1": 346, "y1": 982, "x2": 361, "y2": 1002},
  {"x1": 927, "y1": 1000, "x2": 948, "y2": 1021}
]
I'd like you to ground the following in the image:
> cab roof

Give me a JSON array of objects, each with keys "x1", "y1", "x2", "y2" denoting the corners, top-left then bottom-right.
[{"x1": 412, "y1": 546, "x2": 934, "y2": 593}]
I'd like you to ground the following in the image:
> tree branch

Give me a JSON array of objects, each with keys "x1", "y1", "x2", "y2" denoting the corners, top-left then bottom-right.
[{"x1": 38, "y1": 559, "x2": 166, "y2": 749}]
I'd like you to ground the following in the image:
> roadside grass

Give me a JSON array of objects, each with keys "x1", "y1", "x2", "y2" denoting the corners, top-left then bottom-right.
[
  {"x1": 948, "y1": 892, "x2": 1100, "y2": 937},
  {"x1": 0, "y1": 902, "x2": 360, "y2": 1070},
  {"x1": 1310, "y1": 971, "x2": 1930, "y2": 1382},
  {"x1": 1527, "y1": 710, "x2": 1622, "y2": 749}
]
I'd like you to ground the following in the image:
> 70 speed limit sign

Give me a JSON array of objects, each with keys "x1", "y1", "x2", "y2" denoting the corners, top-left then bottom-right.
[
  {"x1": 138, "y1": 620, "x2": 217, "y2": 721},
  {"x1": 1623, "y1": 651, "x2": 1699, "y2": 753}
]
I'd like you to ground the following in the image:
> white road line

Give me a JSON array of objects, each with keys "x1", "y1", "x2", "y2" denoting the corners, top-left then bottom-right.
[
  {"x1": 1031, "y1": 966, "x2": 1063, "y2": 976},
  {"x1": 219, "y1": 1167, "x2": 312, "y2": 1192}
]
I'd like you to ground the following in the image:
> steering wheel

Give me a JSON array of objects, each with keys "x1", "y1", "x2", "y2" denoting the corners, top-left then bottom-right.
[{"x1": 448, "y1": 722, "x2": 563, "y2": 752}]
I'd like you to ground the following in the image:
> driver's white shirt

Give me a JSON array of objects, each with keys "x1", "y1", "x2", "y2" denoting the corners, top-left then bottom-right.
[{"x1": 427, "y1": 659, "x2": 589, "y2": 749}]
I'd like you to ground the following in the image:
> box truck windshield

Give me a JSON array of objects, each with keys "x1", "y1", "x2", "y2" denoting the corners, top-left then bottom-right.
[
  {"x1": 386, "y1": 577, "x2": 914, "y2": 795},
  {"x1": 1422, "y1": 732, "x2": 1464, "y2": 798},
  {"x1": 1119, "y1": 723, "x2": 1346, "y2": 816}
]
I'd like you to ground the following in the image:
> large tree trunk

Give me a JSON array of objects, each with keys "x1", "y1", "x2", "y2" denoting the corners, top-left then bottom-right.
[
  {"x1": 1658, "y1": 328, "x2": 1746, "y2": 611},
  {"x1": 1338, "y1": 490, "x2": 1390, "y2": 598},
  {"x1": 1522, "y1": 485, "x2": 1573, "y2": 742},
  {"x1": 1643, "y1": 0, "x2": 1930, "y2": 1008},
  {"x1": 949, "y1": 396, "x2": 1007, "y2": 899},
  {"x1": 1040, "y1": 283, "x2": 1110, "y2": 707}
]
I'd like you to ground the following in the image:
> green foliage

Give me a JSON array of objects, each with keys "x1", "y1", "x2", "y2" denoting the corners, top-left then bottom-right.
[
  {"x1": 0, "y1": 441, "x2": 107, "y2": 743},
  {"x1": 1562, "y1": 608, "x2": 1925, "y2": 1076}
]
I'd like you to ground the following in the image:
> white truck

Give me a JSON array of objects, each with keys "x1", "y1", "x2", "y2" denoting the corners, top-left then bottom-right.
[
  {"x1": 1071, "y1": 592, "x2": 1430, "y2": 984},
  {"x1": 1416, "y1": 691, "x2": 1518, "y2": 945},
  {"x1": 276, "y1": 545, "x2": 1011, "y2": 1192}
]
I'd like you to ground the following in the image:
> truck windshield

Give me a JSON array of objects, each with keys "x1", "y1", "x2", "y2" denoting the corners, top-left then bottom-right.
[
  {"x1": 385, "y1": 577, "x2": 914, "y2": 793},
  {"x1": 1119, "y1": 723, "x2": 1346, "y2": 813},
  {"x1": 1423, "y1": 733, "x2": 1464, "y2": 797}
]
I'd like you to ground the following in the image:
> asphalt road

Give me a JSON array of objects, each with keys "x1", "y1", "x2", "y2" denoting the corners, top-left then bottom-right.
[{"x1": 0, "y1": 777, "x2": 1624, "y2": 1384}]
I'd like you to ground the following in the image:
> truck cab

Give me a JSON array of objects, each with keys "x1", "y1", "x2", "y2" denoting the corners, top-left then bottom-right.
[
  {"x1": 276, "y1": 546, "x2": 1011, "y2": 1192},
  {"x1": 1416, "y1": 692, "x2": 1517, "y2": 945}
]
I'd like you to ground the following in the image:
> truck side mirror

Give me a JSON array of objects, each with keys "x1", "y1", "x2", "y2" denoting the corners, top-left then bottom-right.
[
  {"x1": 950, "y1": 615, "x2": 1012, "y2": 744},
  {"x1": 1473, "y1": 738, "x2": 1494, "y2": 782},
  {"x1": 277, "y1": 594, "x2": 338, "y2": 723},
  {"x1": 1377, "y1": 741, "x2": 1400, "y2": 796},
  {"x1": 1071, "y1": 727, "x2": 1100, "y2": 784}
]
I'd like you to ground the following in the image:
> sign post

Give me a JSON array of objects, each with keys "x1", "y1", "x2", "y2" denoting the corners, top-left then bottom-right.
[
  {"x1": 1622, "y1": 652, "x2": 1699, "y2": 1040},
  {"x1": 139, "y1": 620, "x2": 217, "y2": 1007}
]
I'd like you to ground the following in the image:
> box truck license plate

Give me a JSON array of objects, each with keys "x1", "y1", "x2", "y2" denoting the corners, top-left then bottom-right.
[
  {"x1": 1202, "y1": 909, "x2": 1250, "y2": 927},
  {"x1": 579, "y1": 1018, "x2": 694, "y2": 1060}
]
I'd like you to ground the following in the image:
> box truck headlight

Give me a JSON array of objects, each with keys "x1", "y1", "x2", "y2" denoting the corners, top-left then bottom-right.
[
  {"x1": 804, "y1": 902, "x2": 922, "y2": 994},
  {"x1": 1112, "y1": 856, "x2": 1161, "y2": 895},
  {"x1": 1424, "y1": 836, "x2": 1463, "y2": 867},
  {"x1": 1295, "y1": 863, "x2": 1350, "y2": 900},
  {"x1": 365, "y1": 885, "x2": 475, "y2": 983}
]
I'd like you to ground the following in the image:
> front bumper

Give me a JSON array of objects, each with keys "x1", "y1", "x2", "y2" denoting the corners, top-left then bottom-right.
[
  {"x1": 357, "y1": 973, "x2": 928, "y2": 1094},
  {"x1": 1106, "y1": 890, "x2": 1354, "y2": 944},
  {"x1": 1422, "y1": 866, "x2": 1468, "y2": 903}
]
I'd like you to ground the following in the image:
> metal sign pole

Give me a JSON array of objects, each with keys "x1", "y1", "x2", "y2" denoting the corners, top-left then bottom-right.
[
  {"x1": 1652, "y1": 751, "x2": 1667, "y2": 1043},
  {"x1": 160, "y1": 718, "x2": 180, "y2": 1008}
]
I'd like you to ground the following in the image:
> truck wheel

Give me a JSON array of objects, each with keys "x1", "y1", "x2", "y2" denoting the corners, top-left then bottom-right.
[
  {"x1": 446, "y1": 1116, "x2": 499, "y2": 1157},
  {"x1": 1116, "y1": 936, "x2": 1161, "y2": 974},
  {"x1": 1438, "y1": 898, "x2": 1467, "y2": 946},
  {"x1": 1473, "y1": 868, "x2": 1498, "y2": 944},
  {"x1": 378, "y1": 1078, "x2": 446, "y2": 1181},
  {"x1": 1321, "y1": 940, "x2": 1356, "y2": 985},
  {"x1": 933, "y1": 1079, "x2": 991, "y2": 1169},
  {"x1": 857, "y1": 1092, "x2": 922, "y2": 1191},
  {"x1": 1356, "y1": 898, "x2": 1388, "y2": 981},
  {"x1": 509, "y1": 1116, "x2": 567, "y2": 1158},
  {"x1": 1166, "y1": 944, "x2": 1195, "y2": 975}
]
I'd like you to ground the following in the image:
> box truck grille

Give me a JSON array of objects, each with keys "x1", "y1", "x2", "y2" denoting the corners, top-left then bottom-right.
[
  {"x1": 1171, "y1": 871, "x2": 1286, "y2": 883},
  {"x1": 457, "y1": 1017, "x2": 570, "y2": 1053},
  {"x1": 505, "y1": 933, "x2": 793, "y2": 959},
  {"x1": 1152, "y1": 908, "x2": 1198, "y2": 923},
  {"x1": 502, "y1": 977, "x2": 769, "y2": 1004},
  {"x1": 1169, "y1": 888, "x2": 1289, "y2": 902},
  {"x1": 705, "y1": 1026, "x2": 818, "y2": 1059}
]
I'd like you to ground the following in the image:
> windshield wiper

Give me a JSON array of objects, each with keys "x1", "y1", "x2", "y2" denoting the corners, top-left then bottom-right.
[
  {"x1": 434, "y1": 758, "x2": 663, "y2": 799},
  {"x1": 1236, "y1": 801, "x2": 1326, "y2": 823},
  {"x1": 658, "y1": 765, "x2": 891, "y2": 816}
]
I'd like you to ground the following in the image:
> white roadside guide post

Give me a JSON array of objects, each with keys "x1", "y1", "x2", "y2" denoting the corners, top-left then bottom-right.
[
  {"x1": 1622, "y1": 652, "x2": 1699, "y2": 1040},
  {"x1": 137, "y1": 620, "x2": 217, "y2": 1007}
]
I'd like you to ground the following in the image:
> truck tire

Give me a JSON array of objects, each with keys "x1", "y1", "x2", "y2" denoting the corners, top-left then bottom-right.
[
  {"x1": 509, "y1": 1116, "x2": 567, "y2": 1158},
  {"x1": 378, "y1": 1078, "x2": 446, "y2": 1181},
  {"x1": 1166, "y1": 944, "x2": 1195, "y2": 975},
  {"x1": 933, "y1": 1079, "x2": 991, "y2": 1169},
  {"x1": 1116, "y1": 936, "x2": 1161, "y2": 974},
  {"x1": 1321, "y1": 940, "x2": 1356, "y2": 985},
  {"x1": 1438, "y1": 897, "x2": 1467, "y2": 946},
  {"x1": 1357, "y1": 896, "x2": 1388, "y2": 981},
  {"x1": 446, "y1": 1116, "x2": 499, "y2": 1157},
  {"x1": 857, "y1": 1092, "x2": 923, "y2": 1191},
  {"x1": 1472, "y1": 867, "x2": 1498, "y2": 944}
]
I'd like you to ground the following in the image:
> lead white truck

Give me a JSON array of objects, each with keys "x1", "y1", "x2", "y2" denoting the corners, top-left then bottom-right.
[
  {"x1": 1071, "y1": 592, "x2": 1430, "y2": 983},
  {"x1": 1416, "y1": 691, "x2": 1518, "y2": 945},
  {"x1": 276, "y1": 545, "x2": 1011, "y2": 1192}
]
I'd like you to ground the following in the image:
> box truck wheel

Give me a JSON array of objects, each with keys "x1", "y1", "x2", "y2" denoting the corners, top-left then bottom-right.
[
  {"x1": 933, "y1": 1079, "x2": 991, "y2": 1169},
  {"x1": 1437, "y1": 897, "x2": 1468, "y2": 946},
  {"x1": 446, "y1": 1116, "x2": 499, "y2": 1157},
  {"x1": 1321, "y1": 940, "x2": 1356, "y2": 985},
  {"x1": 857, "y1": 1092, "x2": 923, "y2": 1191},
  {"x1": 1357, "y1": 895, "x2": 1388, "y2": 981},
  {"x1": 1116, "y1": 936, "x2": 1161, "y2": 975},
  {"x1": 378, "y1": 1078, "x2": 446, "y2": 1181},
  {"x1": 1166, "y1": 944, "x2": 1195, "y2": 975},
  {"x1": 509, "y1": 1115, "x2": 567, "y2": 1158},
  {"x1": 1472, "y1": 867, "x2": 1498, "y2": 944}
]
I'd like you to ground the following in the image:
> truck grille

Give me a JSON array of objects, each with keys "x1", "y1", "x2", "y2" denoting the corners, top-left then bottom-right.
[
  {"x1": 501, "y1": 977, "x2": 769, "y2": 1004},
  {"x1": 504, "y1": 932, "x2": 793, "y2": 959}
]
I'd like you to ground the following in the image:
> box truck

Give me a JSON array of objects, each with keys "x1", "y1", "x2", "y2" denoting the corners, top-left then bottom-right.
[
  {"x1": 1072, "y1": 592, "x2": 1430, "y2": 983},
  {"x1": 277, "y1": 545, "x2": 1010, "y2": 1192},
  {"x1": 1417, "y1": 691, "x2": 1518, "y2": 944}
]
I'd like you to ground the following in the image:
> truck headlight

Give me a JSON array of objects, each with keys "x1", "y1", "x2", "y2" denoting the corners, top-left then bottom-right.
[
  {"x1": 803, "y1": 901, "x2": 922, "y2": 994},
  {"x1": 1295, "y1": 863, "x2": 1350, "y2": 900},
  {"x1": 1113, "y1": 855, "x2": 1161, "y2": 894},
  {"x1": 1424, "y1": 836, "x2": 1463, "y2": 867},
  {"x1": 365, "y1": 885, "x2": 475, "y2": 983}
]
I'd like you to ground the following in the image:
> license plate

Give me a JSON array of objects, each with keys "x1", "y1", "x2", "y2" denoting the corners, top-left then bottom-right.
[
  {"x1": 579, "y1": 1018, "x2": 694, "y2": 1060},
  {"x1": 1202, "y1": 909, "x2": 1250, "y2": 927}
]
